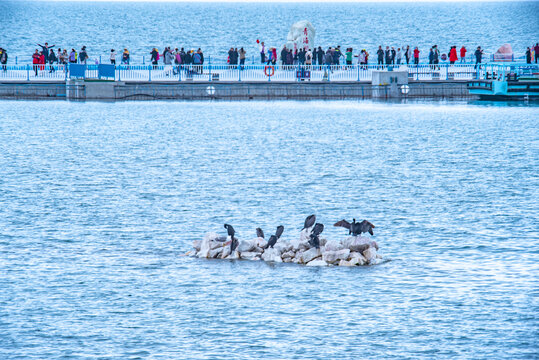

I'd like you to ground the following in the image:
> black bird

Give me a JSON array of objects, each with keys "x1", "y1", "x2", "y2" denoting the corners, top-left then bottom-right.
[
  {"x1": 256, "y1": 227, "x2": 264, "y2": 239},
  {"x1": 224, "y1": 223, "x2": 238, "y2": 251},
  {"x1": 309, "y1": 223, "x2": 324, "y2": 249},
  {"x1": 334, "y1": 219, "x2": 375, "y2": 236},
  {"x1": 302, "y1": 214, "x2": 316, "y2": 230},
  {"x1": 265, "y1": 225, "x2": 285, "y2": 249}
]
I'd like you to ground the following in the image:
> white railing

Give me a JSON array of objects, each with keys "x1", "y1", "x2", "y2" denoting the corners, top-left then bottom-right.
[{"x1": 0, "y1": 63, "x2": 536, "y2": 83}]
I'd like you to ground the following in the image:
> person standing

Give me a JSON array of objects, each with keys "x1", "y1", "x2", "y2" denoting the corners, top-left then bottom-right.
[
  {"x1": 526, "y1": 47, "x2": 532, "y2": 64},
  {"x1": 413, "y1": 47, "x2": 420, "y2": 65},
  {"x1": 345, "y1": 48, "x2": 353, "y2": 66},
  {"x1": 404, "y1": 45, "x2": 410, "y2": 65},
  {"x1": 151, "y1": 48, "x2": 159, "y2": 68},
  {"x1": 534, "y1": 43, "x2": 539, "y2": 63},
  {"x1": 385, "y1": 46, "x2": 391, "y2": 65},
  {"x1": 474, "y1": 46, "x2": 483, "y2": 69},
  {"x1": 37, "y1": 42, "x2": 55, "y2": 64},
  {"x1": 48, "y1": 49, "x2": 57, "y2": 72},
  {"x1": 259, "y1": 41, "x2": 265, "y2": 64},
  {"x1": 109, "y1": 49, "x2": 116, "y2": 64},
  {"x1": 0, "y1": 48, "x2": 7, "y2": 71},
  {"x1": 317, "y1": 46, "x2": 324, "y2": 68},
  {"x1": 305, "y1": 48, "x2": 313, "y2": 66},
  {"x1": 396, "y1": 48, "x2": 402, "y2": 65},
  {"x1": 32, "y1": 49, "x2": 40, "y2": 76},
  {"x1": 38, "y1": 51, "x2": 45, "y2": 72},
  {"x1": 460, "y1": 46, "x2": 467, "y2": 63},
  {"x1": 239, "y1": 47, "x2": 246, "y2": 68},
  {"x1": 449, "y1": 46, "x2": 458, "y2": 64},
  {"x1": 433, "y1": 45, "x2": 440, "y2": 70},
  {"x1": 390, "y1": 47, "x2": 396, "y2": 64},
  {"x1": 377, "y1": 46, "x2": 384, "y2": 66},
  {"x1": 79, "y1": 46, "x2": 88, "y2": 64}
]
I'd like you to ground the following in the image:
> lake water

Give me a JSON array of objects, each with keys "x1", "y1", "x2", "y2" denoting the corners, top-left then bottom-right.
[
  {"x1": 0, "y1": 100, "x2": 537, "y2": 359},
  {"x1": 1, "y1": 1, "x2": 538, "y2": 62}
]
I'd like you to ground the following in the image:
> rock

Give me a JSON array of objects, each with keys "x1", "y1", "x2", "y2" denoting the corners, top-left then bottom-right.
[
  {"x1": 220, "y1": 246, "x2": 231, "y2": 259},
  {"x1": 341, "y1": 236, "x2": 376, "y2": 253},
  {"x1": 240, "y1": 251, "x2": 261, "y2": 261},
  {"x1": 338, "y1": 259, "x2": 353, "y2": 267},
  {"x1": 362, "y1": 247, "x2": 377, "y2": 263},
  {"x1": 237, "y1": 239, "x2": 255, "y2": 253},
  {"x1": 255, "y1": 238, "x2": 267, "y2": 249},
  {"x1": 197, "y1": 237, "x2": 212, "y2": 258},
  {"x1": 261, "y1": 247, "x2": 283, "y2": 263},
  {"x1": 228, "y1": 250, "x2": 240, "y2": 260},
  {"x1": 319, "y1": 237, "x2": 327, "y2": 247},
  {"x1": 209, "y1": 247, "x2": 223, "y2": 258},
  {"x1": 299, "y1": 227, "x2": 312, "y2": 243},
  {"x1": 210, "y1": 240, "x2": 225, "y2": 250},
  {"x1": 274, "y1": 242, "x2": 292, "y2": 254},
  {"x1": 192, "y1": 240, "x2": 202, "y2": 251},
  {"x1": 323, "y1": 241, "x2": 343, "y2": 252},
  {"x1": 349, "y1": 252, "x2": 367, "y2": 266},
  {"x1": 301, "y1": 248, "x2": 321, "y2": 264},
  {"x1": 281, "y1": 250, "x2": 295, "y2": 259},
  {"x1": 322, "y1": 249, "x2": 350, "y2": 264},
  {"x1": 306, "y1": 259, "x2": 328, "y2": 267}
]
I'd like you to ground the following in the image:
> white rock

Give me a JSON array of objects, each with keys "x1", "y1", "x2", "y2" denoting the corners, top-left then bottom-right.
[
  {"x1": 362, "y1": 247, "x2": 378, "y2": 263},
  {"x1": 342, "y1": 236, "x2": 375, "y2": 253},
  {"x1": 209, "y1": 247, "x2": 223, "y2": 258},
  {"x1": 301, "y1": 248, "x2": 321, "y2": 264},
  {"x1": 281, "y1": 250, "x2": 295, "y2": 259},
  {"x1": 323, "y1": 241, "x2": 343, "y2": 252},
  {"x1": 274, "y1": 242, "x2": 292, "y2": 254},
  {"x1": 349, "y1": 252, "x2": 367, "y2": 266},
  {"x1": 322, "y1": 249, "x2": 350, "y2": 264},
  {"x1": 240, "y1": 251, "x2": 261, "y2": 261},
  {"x1": 192, "y1": 240, "x2": 202, "y2": 251},
  {"x1": 220, "y1": 246, "x2": 231, "y2": 259},
  {"x1": 237, "y1": 239, "x2": 255, "y2": 253},
  {"x1": 306, "y1": 259, "x2": 328, "y2": 267},
  {"x1": 228, "y1": 250, "x2": 240, "y2": 260},
  {"x1": 210, "y1": 240, "x2": 224, "y2": 250},
  {"x1": 261, "y1": 247, "x2": 283, "y2": 263},
  {"x1": 338, "y1": 259, "x2": 353, "y2": 267},
  {"x1": 299, "y1": 227, "x2": 312, "y2": 243},
  {"x1": 254, "y1": 237, "x2": 267, "y2": 248},
  {"x1": 197, "y1": 236, "x2": 212, "y2": 258}
]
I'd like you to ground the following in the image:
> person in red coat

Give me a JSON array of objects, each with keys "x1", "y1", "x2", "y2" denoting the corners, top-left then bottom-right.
[
  {"x1": 460, "y1": 46, "x2": 467, "y2": 63},
  {"x1": 32, "y1": 49, "x2": 40, "y2": 76},
  {"x1": 449, "y1": 46, "x2": 458, "y2": 64},
  {"x1": 39, "y1": 51, "x2": 45, "y2": 71}
]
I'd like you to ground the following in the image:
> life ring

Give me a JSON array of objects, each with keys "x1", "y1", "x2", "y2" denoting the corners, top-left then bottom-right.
[{"x1": 264, "y1": 65, "x2": 275, "y2": 77}]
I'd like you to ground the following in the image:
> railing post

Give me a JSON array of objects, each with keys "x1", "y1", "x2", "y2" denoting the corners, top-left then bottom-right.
[
  {"x1": 208, "y1": 58, "x2": 211, "y2": 81},
  {"x1": 26, "y1": 64, "x2": 29, "y2": 81},
  {"x1": 65, "y1": 63, "x2": 68, "y2": 81},
  {"x1": 142, "y1": 56, "x2": 145, "y2": 65},
  {"x1": 16, "y1": 56, "x2": 18, "y2": 65},
  {"x1": 148, "y1": 65, "x2": 151, "y2": 82},
  {"x1": 238, "y1": 64, "x2": 241, "y2": 82},
  {"x1": 357, "y1": 64, "x2": 360, "y2": 81},
  {"x1": 118, "y1": 65, "x2": 121, "y2": 81},
  {"x1": 327, "y1": 65, "x2": 331, "y2": 82},
  {"x1": 178, "y1": 65, "x2": 182, "y2": 82},
  {"x1": 99, "y1": 55, "x2": 102, "y2": 64}
]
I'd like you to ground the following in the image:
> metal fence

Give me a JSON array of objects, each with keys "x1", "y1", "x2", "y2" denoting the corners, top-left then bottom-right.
[{"x1": 0, "y1": 63, "x2": 536, "y2": 83}]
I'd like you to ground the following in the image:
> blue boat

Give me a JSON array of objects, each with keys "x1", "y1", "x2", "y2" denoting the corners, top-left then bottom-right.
[{"x1": 468, "y1": 64, "x2": 539, "y2": 100}]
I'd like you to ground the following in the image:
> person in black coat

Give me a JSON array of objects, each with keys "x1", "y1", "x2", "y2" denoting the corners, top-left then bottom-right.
[
  {"x1": 0, "y1": 48, "x2": 7, "y2": 71},
  {"x1": 48, "y1": 49, "x2": 57, "y2": 72},
  {"x1": 526, "y1": 47, "x2": 532, "y2": 64},
  {"x1": 377, "y1": 46, "x2": 384, "y2": 66},
  {"x1": 317, "y1": 46, "x2": 324, "y2": 67}
]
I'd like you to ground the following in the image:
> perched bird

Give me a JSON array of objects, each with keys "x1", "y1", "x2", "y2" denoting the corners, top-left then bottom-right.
[
  {"x1": 302, "y1": 214, "x2": 316, "y2": 230},
  {"x1": 309, "y1": 223, "x2": 324, "y2": 249},
  {"x1": 266, "y1": 225, "x2": 285, "y2": 249},
  {"x1": 334, "y1": 219, "x2": 375, "y2": 236},
  {"x1": 256, "y1": 227, "x2": 264, "y2": 239},
  {"x1": 224, "y1": 223, "x2": 238, "y2": 251}
]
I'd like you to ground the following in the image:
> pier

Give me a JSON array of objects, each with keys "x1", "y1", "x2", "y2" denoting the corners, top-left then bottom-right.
[{"x1": 0, "y1": 63, "x2": 536, "y2": 100}]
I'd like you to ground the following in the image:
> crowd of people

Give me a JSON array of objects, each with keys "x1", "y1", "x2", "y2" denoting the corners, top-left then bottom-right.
[{"x1": 0, "y1": 41, "x2": 537, "y2": 77}]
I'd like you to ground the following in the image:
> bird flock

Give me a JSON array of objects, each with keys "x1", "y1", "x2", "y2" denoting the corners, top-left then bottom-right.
[{"x1": 191, "y1": 215, "x2": 380, "y2": 267}]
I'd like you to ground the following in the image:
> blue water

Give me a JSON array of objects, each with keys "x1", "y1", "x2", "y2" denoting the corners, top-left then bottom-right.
[
  {"x1": 1, "y1": 1, "x2": 538, "y2": 62},
  {"x1": 0, "y1": 100, "x2": 538, "y2": 359}
]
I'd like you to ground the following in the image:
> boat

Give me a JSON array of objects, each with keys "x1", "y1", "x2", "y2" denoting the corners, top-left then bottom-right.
[{"x1": 467, "y1": 64, "x2": 539, "y2": 100}]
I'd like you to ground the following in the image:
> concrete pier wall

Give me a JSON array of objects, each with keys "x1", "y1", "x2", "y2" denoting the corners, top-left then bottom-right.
[{"x1": 0, "y1": 80, "x2": 475, "y2": 101}]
